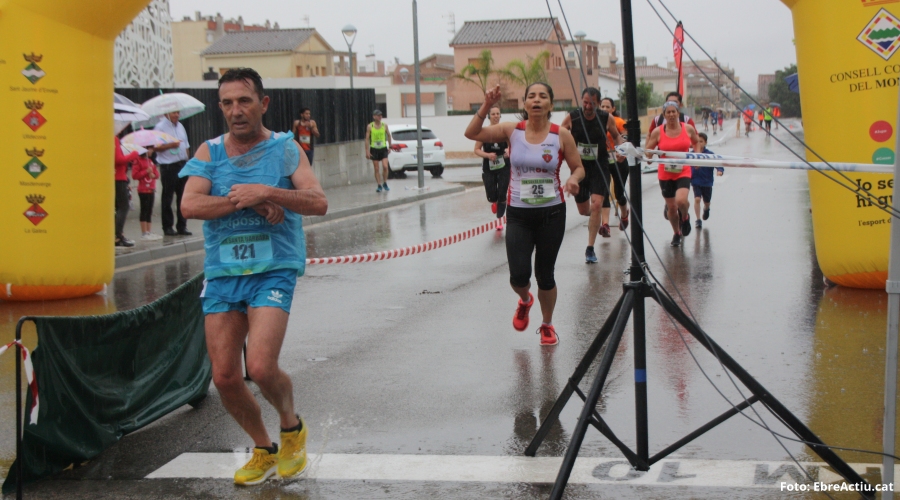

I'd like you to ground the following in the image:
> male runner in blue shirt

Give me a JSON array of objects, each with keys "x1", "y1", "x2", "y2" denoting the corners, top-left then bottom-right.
[{"x1": 180, "y1": 67, "x2": 327, "y2": 486}]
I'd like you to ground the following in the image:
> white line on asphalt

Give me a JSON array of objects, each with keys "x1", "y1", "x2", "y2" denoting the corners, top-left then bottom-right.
[{"x1": 147, "y1": 453, "x2": 892, "y2": 488}]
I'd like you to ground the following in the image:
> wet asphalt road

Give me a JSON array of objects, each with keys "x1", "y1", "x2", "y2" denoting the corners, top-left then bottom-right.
[{"x1": 1, "y1": 121, "x2": 896, "y2": 499}]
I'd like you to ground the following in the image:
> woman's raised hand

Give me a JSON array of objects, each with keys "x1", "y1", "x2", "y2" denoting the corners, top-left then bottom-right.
[{"x1": 484, "y1": 85, "x2": 502, "y2": 107}]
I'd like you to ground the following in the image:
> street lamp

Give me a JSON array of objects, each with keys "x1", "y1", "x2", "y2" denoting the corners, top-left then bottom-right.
[
  {"x1": 609, "y1": 55, "x2": 621, "y2": 99},
  {"x1": 342, "y1": 24, "x2": 357, "y2": 90},
  {"x1": 574, "y1": 30, "x2": 586, "y2": 94}
]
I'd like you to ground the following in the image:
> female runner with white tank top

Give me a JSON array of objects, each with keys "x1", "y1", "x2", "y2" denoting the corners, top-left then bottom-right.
[{"x1": 465, "y1": 83, "x2": 585, "y2": 346}]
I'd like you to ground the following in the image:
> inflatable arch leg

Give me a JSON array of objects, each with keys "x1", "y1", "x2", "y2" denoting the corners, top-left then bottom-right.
[
  {"x1": 782, "y1": 0, "x2": 900, "y2": 289},
  {"x1": 0, "y1": 0, "x2": 151, "y2": 301}
]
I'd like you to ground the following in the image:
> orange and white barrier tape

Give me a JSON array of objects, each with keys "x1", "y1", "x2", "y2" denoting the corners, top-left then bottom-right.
[
  {"x1": 306, "y1": 217, "x2": 505, "y2": 265},
  {"x1": 0, "y1": 341, "x2": 38, "y2": 424}
]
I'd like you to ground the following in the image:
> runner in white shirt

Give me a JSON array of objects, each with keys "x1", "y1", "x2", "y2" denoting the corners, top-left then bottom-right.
[{"x1": 465, "y1": 83, "x2": 585, "y2": 346}]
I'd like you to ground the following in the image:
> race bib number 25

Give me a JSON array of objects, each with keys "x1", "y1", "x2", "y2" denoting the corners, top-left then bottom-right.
[{"x1": 520, "y1": 178, "x2": 556, "y2": 205}]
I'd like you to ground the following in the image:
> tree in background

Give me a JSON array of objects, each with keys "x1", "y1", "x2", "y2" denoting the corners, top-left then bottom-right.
[
  {"x1": 767, "y1": 64, "x2": 801, "y2": 117},
  {"x1": 498, "y1": 51, "x2": 550, "y2": 88},
  {"x1": 451, "y1": 49, "x2": 497, "y2": 95},
  {"x1": 617, "y1": 78, "x2": 661, "y2": 117}
]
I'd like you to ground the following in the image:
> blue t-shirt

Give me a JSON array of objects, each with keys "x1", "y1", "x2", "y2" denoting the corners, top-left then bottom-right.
[
  {"x1": 179, "y1": 132, "x2": 306, "y2": 279},
  {"x1": 690, "y1": 148, "x2": 724, "y2": 187}
]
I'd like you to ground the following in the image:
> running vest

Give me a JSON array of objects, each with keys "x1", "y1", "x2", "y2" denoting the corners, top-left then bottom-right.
[
  {"x1": 568, "y1": 108, "x2": 609, "y2": 167},
  {"x1": 370, "y1": 122, "x2": 387, "y2": 149},
  {"x1": 179, "y1": 132, "x2": 306, "y2": 279},
  {"x1": 508, "y1": 121, "x2": 564, "y2": 208},
  {"x1": 653, "y1": 112, "x2": 690, "y2": 128},
  {"x1": 295, "y1": 121, "x2": 313, "y2": 151},
  {"x1": 656, "y1": 124, "x2": 693, "y2": 181},
  {"x1": 482, "y1": 140, "x2": 510, "y2": 171}
]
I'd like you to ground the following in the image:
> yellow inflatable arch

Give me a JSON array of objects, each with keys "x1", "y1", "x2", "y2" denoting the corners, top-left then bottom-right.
[
  {"x1": 0, "y1": 0, "x2": 150, "y2": 300},
  {"x1": 783, "y1": 0, "x2": 900, "y2": 289}
]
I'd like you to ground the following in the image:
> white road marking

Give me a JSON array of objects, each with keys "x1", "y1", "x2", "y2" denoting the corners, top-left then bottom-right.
[{"x1": 147, "y1": 453, "x2": 891, "y2": 488}]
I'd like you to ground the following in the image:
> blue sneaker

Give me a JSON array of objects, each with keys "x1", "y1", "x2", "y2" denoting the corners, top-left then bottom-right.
[
  {"x1": 585, "y1": 246, "x2": 598, "y2": 264},
  {"x1": 376, "y1": 185, "x2": 383, "y2": 193},
  {"x1": 383, "y1": 183, "x2": 390, "y2": 191}
]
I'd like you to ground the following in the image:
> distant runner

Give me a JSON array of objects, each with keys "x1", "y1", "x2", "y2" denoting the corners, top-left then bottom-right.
[
  {"x1": 743, "y1": 108, "x2": 754, "y2": 136},
  {"x1": 709, "y1": 110, "x2": 718, "y2": 136},
  {"x1": 292, "y1": 107, "x2": 319, "y2": 163},
  {"x1": 764, "y1": 105, "x2": 773, "y2": 134},
  {"x1": 366, "y1": 110, "x2": 392, "y2": 192},
  {"x1": 644, "y1": 101, "x2": 701, "y2": 247},
  {"x1": 474, "y1": 105, "x2": 511, "y2": 230},
  {"x1": 690, "y1": 132, "x2": 724, "y2": 230},
  {"x1": 560, "y1": 88, "x2": 625, "y2": 263},
  {"x1": 648, "y1": 92, "x2": 696, "y2": 135},
  {"x1": 599, "y1": 97, "x2": 630, "y2": 231}
]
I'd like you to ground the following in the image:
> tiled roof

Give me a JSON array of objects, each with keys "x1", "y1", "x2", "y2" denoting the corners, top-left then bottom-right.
[
  {"x1": 598, "y1": 64, "x2": 677, "y2": 79},
  {"x1": 450, "y1": 18, "x2": 556, "y2": 46},
  {"x1": 202, "y1": 29, "x2": 316, "y2": 55}
]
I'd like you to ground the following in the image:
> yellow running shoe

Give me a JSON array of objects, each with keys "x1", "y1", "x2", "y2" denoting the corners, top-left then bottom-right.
[
  {"x1": 278, "y1": 417, "x2": 308, "y2": 479},
  {"x1": 234, "y1": 447, "x2": 278, "y2": 485}
]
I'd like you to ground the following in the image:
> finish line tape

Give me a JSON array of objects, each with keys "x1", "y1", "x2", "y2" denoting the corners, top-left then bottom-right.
[
  {"x1": 616, "y1": 143, "x2": 892, "y2": 173},
  {"x1": 0, "y1": 341, "x2": 38, "y2": 424},
  {"x1": 306, "y1": 217, "x2": 505, "y2": 265}
]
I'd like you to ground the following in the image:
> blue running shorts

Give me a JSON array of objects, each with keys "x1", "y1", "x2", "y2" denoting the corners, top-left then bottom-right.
[{"x1": 200, "y1": 269, "x2": 297, "y2": 315}]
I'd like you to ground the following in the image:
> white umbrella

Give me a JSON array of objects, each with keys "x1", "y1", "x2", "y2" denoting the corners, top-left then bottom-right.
[
  {"x1": 139, "y1": 92, "x2": 205, "y2": 125},
  {"x1": 114, "y1": 93, "x2": 150, "y2": 135},
  {"x1": 119, "y1": 142, "x2": 147, "y2": 156},
  {"x1": 114, "y1": 93, "x2": 140, "y2": 108}
]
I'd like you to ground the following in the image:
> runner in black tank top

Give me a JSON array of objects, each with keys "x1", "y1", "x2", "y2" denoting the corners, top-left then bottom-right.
[
  {"x1": 474, "y1": 106, "x2": 510, "y2": 229},
  {"x1": 560, "y1": 87, "x2": 625, "y2": 264}
]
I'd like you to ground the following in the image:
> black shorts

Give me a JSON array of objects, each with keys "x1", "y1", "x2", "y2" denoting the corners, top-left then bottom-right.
[
  {"x1": 506, "y1": 204, "x2": 566, "y2": 291},
  {"x1": 482, "y1": 165, "x2": 510, "y2": 204},
  {"x1": 659, "y1": 177, "x2": 692, "y2": 198},
  {"x1": 370, "y1": 147, "x2": 389, "y2": 161},
  {"x1": 692, "y1": 185, "x2": 713, "y2": 203},
  {"x1": 574, "y1": 160, "x2": 610, "y2": 204}
]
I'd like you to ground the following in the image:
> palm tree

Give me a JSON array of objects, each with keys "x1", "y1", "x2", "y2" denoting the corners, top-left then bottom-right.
[
  {"x1": 498, "y1": 51, "x2": 550, "y2": 87},
  {"x1": 451, "y1": 49, "x2": 496, "y2": 94}
]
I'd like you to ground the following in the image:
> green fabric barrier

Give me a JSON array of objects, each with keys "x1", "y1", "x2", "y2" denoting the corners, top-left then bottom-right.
[{"x1": 3, "y1": 273, "x2": 211, "y2": 492}]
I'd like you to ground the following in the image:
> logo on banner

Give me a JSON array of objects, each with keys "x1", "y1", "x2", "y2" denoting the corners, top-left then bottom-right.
[
  {"x1": 22, "y1": 52, "x2": 47, "y2": 85},
  {"x1": 858, "y1": 8, "x2": 900, "y2": 60},
  {"x1": 24, "y1": 194, "x2": 47, "y2": 226},
  {"x1": 22, "y1": 101, "x2": 46, "y2": 132},
  {"x1": 21, "y1": 53, "x2": 45, "y2": 84},
  {"x1": 23, "y1": 148, "x2": 47, "y2": 179}
]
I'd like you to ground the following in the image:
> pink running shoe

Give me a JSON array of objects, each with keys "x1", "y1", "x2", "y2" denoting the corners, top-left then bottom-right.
[
  {"x1": 538, "y1": 324, "x2": 559, "y2": 346},
  {"x1": 513, "y1": 293, "x2": 534, "y2": 331}
]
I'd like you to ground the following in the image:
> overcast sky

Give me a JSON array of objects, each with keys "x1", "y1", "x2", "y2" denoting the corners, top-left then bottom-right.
[{"x1": 170, "y1": 0, "x2": 796, "y2": 95}]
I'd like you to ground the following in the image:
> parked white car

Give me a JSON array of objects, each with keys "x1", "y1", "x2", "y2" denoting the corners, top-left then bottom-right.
[{"x1": 386, "y1": 124, "x2": 445, "y2": 178}]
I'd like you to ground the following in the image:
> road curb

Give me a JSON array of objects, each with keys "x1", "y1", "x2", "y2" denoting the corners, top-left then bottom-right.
[
  {"x1": 114, "y1": 183, "x2": 466, "y2": 269},
  {"x1": 303, "y1": 184, "x2": 465, "y2": 227}
]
